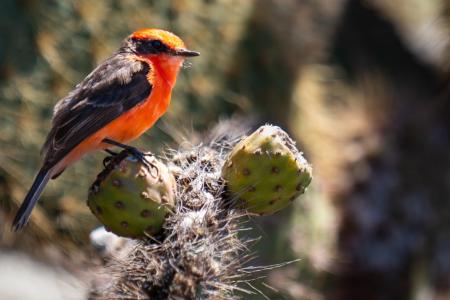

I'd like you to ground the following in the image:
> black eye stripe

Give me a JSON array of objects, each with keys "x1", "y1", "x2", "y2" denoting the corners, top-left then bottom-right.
[{"x1": 132, "y1": 38, "x2": 168, "y2": 54}]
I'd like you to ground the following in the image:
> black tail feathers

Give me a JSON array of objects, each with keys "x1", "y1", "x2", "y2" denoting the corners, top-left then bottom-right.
[{"x1": 12, "y1": 168, "x2": 52, "y2": 231}]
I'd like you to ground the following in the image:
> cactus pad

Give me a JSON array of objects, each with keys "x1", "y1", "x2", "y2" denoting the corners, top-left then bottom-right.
[
  {"x1": 222, "y1": 125, "x2": 312, "y2": 215},
  {"x1": 88, "y1": 154, "x2": 176, "y2": 238}
]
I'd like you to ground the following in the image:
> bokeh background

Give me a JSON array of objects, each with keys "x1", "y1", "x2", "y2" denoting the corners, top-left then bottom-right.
[{"x1": 0, "y1": 0, "x2": 449, "y2": 299}]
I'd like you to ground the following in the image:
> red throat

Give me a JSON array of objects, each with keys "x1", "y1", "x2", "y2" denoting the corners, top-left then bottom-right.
[{"x1": 149, "y1": 55, "x2": 184, "y2": 88}]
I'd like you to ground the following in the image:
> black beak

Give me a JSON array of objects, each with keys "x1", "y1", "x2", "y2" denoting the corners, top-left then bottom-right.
[{"x1": 174, "y1": 48, "x2": 200, "y2": 57}]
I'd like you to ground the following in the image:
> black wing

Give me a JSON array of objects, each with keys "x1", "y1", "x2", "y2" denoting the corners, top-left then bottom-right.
[{"x1": 42, "y1": 52, "x2": 152, "y2": 168}]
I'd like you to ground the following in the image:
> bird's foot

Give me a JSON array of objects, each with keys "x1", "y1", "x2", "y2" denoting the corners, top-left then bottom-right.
[
  {"x1": 102, "y1": 138, "x2": 158, "y2": 177},
  {"x1": 123, "y1": 147, "x2": 158, "y2": 178}
]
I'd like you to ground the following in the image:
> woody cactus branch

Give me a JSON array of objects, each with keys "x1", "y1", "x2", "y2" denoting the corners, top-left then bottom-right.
[{"x1": 89, "y1": 123, "x2": 312, "y2": 300}]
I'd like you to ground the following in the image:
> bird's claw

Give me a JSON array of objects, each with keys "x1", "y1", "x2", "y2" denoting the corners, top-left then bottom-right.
[
  {"x1": 101, "y1": 138, "x2": 158, "y2": 177},
  {"x1": 123, "y1": 147, "x2": 159, "y2": 178},
  {"x1": 103, "y1": 156, "x2": 113, "y2": 168}
]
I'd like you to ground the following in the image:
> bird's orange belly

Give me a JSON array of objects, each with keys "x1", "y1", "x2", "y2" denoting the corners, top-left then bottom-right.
[{"x1": 55, "y1": 91, "x2": 170, "y2": 172}]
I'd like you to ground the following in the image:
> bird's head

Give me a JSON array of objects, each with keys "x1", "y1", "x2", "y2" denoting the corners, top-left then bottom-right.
[{"x1": 125, "y1": 29, "x2": 199, "y2": 80}]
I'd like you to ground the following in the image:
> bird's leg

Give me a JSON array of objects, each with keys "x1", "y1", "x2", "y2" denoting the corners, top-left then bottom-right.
[
  {"x1": 102, "y1": 138, "x2": 158, "y2": 176},
  {"x1": 102, "y1": 138, "x2": 152, "y2": 159},
  {"x1": 104, "y1": 149, "x2": 117, "y2": 155}
]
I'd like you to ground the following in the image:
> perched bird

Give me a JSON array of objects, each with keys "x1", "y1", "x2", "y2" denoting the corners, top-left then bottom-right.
[{"x1": 12, "y1": 29, "x2": 199, "y2": 231}]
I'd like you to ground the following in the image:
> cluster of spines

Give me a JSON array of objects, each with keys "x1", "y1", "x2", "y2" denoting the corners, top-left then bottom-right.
[
  {"x1": 89, "y1": 124, "x2": 312, "y2": 299},
  {"x1": 91, "y1": 143, "x2": 246, "y2": 299}
]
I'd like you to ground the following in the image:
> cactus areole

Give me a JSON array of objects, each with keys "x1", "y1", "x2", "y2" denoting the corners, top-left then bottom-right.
[
  {"x1": 222, "y1": 125, "x2": 312, "y2": 215},
  {"x1": 88, "y1": 152, "x2": 176, "y2": 238}
]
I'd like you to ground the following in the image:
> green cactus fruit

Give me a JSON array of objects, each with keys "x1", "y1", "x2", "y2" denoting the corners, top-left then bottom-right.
[
  {"x1": 88, "y1": 154, "x2": 176, "y2": 238},
  {"x1": 222, "y1": 125, "x2": 312, "y2": 215}
]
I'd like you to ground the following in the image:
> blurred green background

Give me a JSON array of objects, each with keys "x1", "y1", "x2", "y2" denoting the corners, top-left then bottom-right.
[{"x1": 0, "y1": 0, "x2": 449, "y2": 299}]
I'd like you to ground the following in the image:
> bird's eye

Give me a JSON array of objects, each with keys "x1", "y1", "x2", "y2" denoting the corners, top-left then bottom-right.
[
  {"x1": 150, "y1": 40, "x2": 164, "y2": 50},
  {"x1": 131, "y1": 38, "x2": 166, "y2": 54}
]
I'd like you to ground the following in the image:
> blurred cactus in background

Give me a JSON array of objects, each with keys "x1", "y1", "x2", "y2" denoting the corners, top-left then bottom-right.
[
  {"x1": 290, "y1": 1, "x2": 450, "y2": 299},
  {"x1": 0, "y1": 0, "x2": 449, "y2": 299}
]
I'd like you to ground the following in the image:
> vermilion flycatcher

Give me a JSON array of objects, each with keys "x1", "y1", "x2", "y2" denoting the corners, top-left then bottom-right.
[{"x1": 12, "y1": 29, "x2": 199, "y2": 230}]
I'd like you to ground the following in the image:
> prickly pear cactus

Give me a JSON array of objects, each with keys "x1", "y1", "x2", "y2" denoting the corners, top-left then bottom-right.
[
  {"x1": 88, "y1": 154, "x2": 176, "y2": 238},
  {"x1": 222, "y1": 125, "x2": 312, "y2": 215}
]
